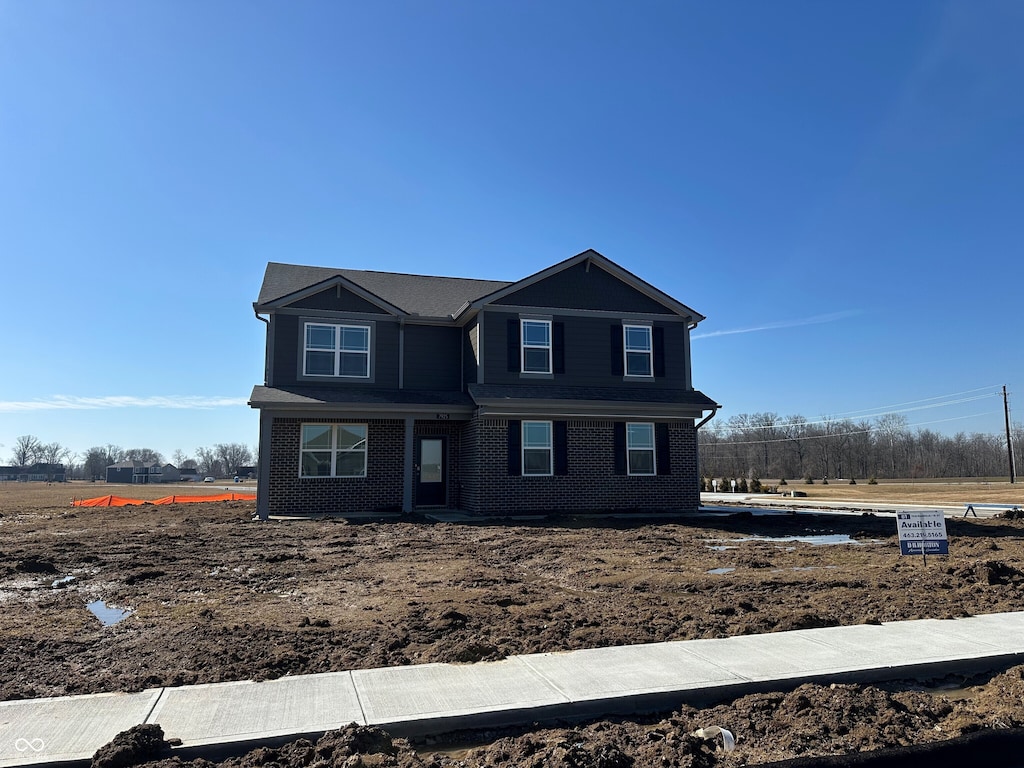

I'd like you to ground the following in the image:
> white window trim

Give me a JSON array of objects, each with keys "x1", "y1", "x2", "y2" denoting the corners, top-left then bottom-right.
[
  {"x1": 623, "y1": 324, "x2": 653, "y2": 378},
  {"x1": 299, "y1": 423, "x2": 368, "y2": 478},
  {"x1": 303, "y1": 322, "x2": 372, "y2": 379},
  {"x1": 520, "y1": 319, "x2": 552, "y2": 375},
  {"x1": 626, "y1": 422, "x2": 656, "y2": 476},
  {"x1": 522, "y1": 420, "x2": 553, "y2": 477}
]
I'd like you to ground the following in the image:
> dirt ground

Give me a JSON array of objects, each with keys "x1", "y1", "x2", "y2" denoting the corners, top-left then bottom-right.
[{"x1": 4, "y1": 481, "x2": 1024, "y2": 767}]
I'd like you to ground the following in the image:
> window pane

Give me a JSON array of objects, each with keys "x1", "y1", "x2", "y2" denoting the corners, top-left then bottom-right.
[
  {"x1": 306, "y1": 325, "x2": 335, "y2": 350},
  {"x1": 340, "y1": 326, "x2": 369, "y2": 351},
  {"x1": 302, "y1": 424, "x2": 333, "y2": 450},
  {"x1": 523, "y1": 448, "x2": 551, "y2": 475},
  {"x1": 523, "y1": 347, "x2": 550, "y2": 373},
  {"x1": 301, "y1": 451, "x2": 333, "y2": 477},
  {"x1": 338, "y1": 351, "x2": 369, "y2": 377},
  {"x1": 624, "y1": 326, "x2": 651, "y2": 351},
  {"x1": 337, "y1": 424, "x2": 367, "y2": 450},
  {"x1": 625, "y1": 351, "x2": 652, "y2": 377},
  {"x1": 627, "y1": 423, "x2": 655, "y2": 449},
  {"x1": 628, "y1": 449, "x2": 655, "y2": 475},
  {"x1": 522, "y1": 320, "x2": 550, "y2": 346},
  {"x1": 306, "y1": 350, "x2": 336, "y2": 376},
  {"x1": 420, "y1": 439, "x2": 442, "y2": 483},
  {"x1": 523, "y1": 421, "x2": 551, "y2": 448},
  {"x1": 336, "y1": 452, "x2": 366, "y2": 477}
]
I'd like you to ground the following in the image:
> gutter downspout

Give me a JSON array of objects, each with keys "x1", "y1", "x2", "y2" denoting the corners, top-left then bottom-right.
[
  {"x1": 696, "y1": 406, "x2": 719, "y2": 431},
  {"x1": 694, "y1": 405, "x2": 719, "y2": 509},
  {"x1": 253, "y1": 309, "x2": 271, "y2": 521}
]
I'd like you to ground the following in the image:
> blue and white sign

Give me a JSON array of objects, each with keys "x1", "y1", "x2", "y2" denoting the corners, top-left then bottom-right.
[{"x1": 897, "y1": 511, "x2": 949, "y2": 556}]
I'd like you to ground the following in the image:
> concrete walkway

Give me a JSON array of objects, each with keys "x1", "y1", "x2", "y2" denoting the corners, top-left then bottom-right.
[{"x1": 4, "y1": 611, "x2": 1024, "y2": 767}]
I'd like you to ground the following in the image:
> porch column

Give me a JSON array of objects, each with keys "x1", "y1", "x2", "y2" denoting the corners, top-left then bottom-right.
[{"x1": 402, "y1": 416, "x2": 415, "y2": 513}]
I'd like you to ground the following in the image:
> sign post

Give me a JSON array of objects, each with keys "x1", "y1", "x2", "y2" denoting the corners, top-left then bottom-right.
[{"x1": 896, "y1": 511, "x2": 949, "y2": 565}]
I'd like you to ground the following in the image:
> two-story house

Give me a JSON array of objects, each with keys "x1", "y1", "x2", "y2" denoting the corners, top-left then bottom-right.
[{"x1": 248, "y1": 249, "x2": 719, "y2": 519}]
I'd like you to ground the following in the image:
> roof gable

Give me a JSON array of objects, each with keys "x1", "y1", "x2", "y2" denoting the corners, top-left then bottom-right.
[
  {"x1": 467, "y1": 250, "x2": 705, "y2": 321},
  {"x1": 256, "y1": 262, "x2": 510, "y2": 319}
]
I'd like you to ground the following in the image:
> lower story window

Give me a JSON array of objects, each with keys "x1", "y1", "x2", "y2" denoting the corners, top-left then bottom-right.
[
  {"x1": 300, "y1": 423, "x2": 367, "y2": 477},
  {"x1": 627, "y1": 422, "x2": 656, "y2": 475},
  {"x1": 522, "y1": 420, "x2": 553, "y2": 476}
]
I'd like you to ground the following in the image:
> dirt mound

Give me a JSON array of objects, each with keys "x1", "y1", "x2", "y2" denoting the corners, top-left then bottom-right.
[{"x1": 92, "y1": 724, "x2": 173, "y2": 768}]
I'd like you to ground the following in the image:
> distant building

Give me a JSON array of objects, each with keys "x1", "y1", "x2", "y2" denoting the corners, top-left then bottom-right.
[
  {"x1": 105, "y1": 461, "x2": 181, "y2": 484},
  {"x1": 2, "y1": 463, "x2": 67, "y2": 482}
]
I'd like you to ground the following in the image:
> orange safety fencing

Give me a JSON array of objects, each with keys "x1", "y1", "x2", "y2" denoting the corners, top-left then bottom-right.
[{"x1": 72, "y1": 493, "x2": 256, "y2": 507}]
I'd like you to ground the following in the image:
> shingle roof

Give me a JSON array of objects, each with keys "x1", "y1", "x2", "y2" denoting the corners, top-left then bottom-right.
[
  {"x1": 469, "y1": 384, "x2": 719, "y2": 409},
  {"x1": 249, "y1": 385, "x2": 474, "y2": 409},
  {"x1": 257, "y1": 263, "x2": 512, "y2": 318}
]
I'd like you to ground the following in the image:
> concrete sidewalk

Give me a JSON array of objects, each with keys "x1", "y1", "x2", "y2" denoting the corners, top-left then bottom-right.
[{"x1": 5, "y1": 612, "x2": 1024, "y2": 767}]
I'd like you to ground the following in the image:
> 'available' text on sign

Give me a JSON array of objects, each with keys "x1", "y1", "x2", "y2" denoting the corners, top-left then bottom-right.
[{"x1": 897, "y1": 511, "x2": 949, "y2": 556}]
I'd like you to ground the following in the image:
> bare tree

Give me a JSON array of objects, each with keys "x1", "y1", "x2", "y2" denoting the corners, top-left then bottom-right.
[
  {"x1": 37, "y1": 442, "x2": 70, "y2": 480},
  {"x1": 124, "y1": 448, "x2": 164, "y2": 464},
  {"x1": 171, "y1": 449, "x2": 196, "y2": 469},
  {"x1": 11, "y1": 435, "x2": 42, "y2": 467},
  {"x1": 215, "y1": 443, "x2": 254, "y2": 476},
  {"x1": 195, "y1": 447, "x2": 222, "y2": 477}
]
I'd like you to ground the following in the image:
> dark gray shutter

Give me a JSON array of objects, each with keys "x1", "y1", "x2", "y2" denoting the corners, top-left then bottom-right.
[
  {"x1": 610, "y1": 325, "x2": 623, "y2": 375},
  {"x1": 553, "y1": 322, "x2": 565, "y2": 375},
  {"x1": 507, "y1": 319, "x2": 521, "y2": 373},
  {"x1": 655, "y1": 423, "x2": 671, "y2": 475},
  {"x1": 613, "y1": 422, "x2": 626, "y2": 475},
  {"x1": 653, "y1": 327, "x2": 666, "y2": 377},
  {"x1": 554, "y1": 421, "x2": 568, "y2": 476},
  {"x1": 507, "y1": 420, "x2": 521, "y2": 475}
]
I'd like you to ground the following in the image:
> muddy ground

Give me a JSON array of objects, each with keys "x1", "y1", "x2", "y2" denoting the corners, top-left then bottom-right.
[{"x1": 4, "y1": 483, "x2": 1024, "y2": 766}]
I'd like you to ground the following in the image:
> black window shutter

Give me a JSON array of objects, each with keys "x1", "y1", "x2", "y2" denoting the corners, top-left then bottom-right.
[
  {"x1": 655, "y1": 423, "x2": 671, "y2": 475},
  {"x1": 613, "y1": 422, "x2": 626, "y2": 475},
  {"x1": 507, "y1": 319, "x2": 520, "y2": 373},
  {"x1": 653, "y1": 327, "x2": 666, "y2": 377},
  {"x1": 554, "y1": 420, "x2": 568, "y2": 476},
  {"x1": 610, "y1": 325, "x2": 624, "y2": 376},
  {"x1": 552, "y1": 322, "x2": 565, "y2": 375},
  {"x1": 507, "y1": 420, "x2": 521, "y2": 475}
]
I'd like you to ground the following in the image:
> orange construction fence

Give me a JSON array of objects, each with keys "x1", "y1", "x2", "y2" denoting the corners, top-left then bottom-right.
[{"x1": 72, "y1": 493, "x2": 256, "y2": 507}]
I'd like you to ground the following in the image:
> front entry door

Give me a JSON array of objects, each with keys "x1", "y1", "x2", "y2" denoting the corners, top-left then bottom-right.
[{"x1": 416, "y1": 437, "x2": 446, "y2": 507}]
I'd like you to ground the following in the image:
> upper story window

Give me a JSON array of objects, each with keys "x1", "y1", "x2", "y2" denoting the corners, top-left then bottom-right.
[
  {"x1": 304, "y1": 323, "x2": 370, "y2": 378},
  {"x1": 521, "y1": 319, "x2": 552, "y2": 374},
  {"x1": 623, "y1": 324, "x2": 653, "y2": 377}
]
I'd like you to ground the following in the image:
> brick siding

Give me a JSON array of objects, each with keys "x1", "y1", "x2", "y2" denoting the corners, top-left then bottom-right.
[
  {"x1": 267, "y1": 416, "x2": 699, "y2": 515},
  {"x1": 461, "y1": 418, "x2": 699, "y2": 514},
  {"x1": 266, "y1": 418, "x2": 404, "y2": 515}
]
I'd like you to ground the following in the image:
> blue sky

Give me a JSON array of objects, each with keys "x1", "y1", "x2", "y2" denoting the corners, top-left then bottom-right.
[{"x1": 1, "y1": 1, "x2": 1021, "y2": 463}]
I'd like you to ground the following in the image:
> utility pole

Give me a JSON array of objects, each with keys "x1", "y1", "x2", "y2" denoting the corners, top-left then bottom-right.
[{"x1": 1006, "y1": 385, "x2": 1017, "y2": 484}]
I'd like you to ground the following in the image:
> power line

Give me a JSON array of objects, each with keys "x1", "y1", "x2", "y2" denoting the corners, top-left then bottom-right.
[
  {"x1": 709, "y1": 386, "x2": 1003, "y2": 434},
  {"x1": 702, "y1": 411, "x2": 998, "y2": 447}
]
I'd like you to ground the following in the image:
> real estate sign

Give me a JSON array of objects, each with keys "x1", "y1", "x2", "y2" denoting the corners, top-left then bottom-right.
[{"x1": 897, "y1": 511, "x2": 949, "y2": 556}]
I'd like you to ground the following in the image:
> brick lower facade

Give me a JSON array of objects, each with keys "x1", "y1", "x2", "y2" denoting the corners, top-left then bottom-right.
[
  {"x1": 264, "y1": 414, "x2": 699, "y2": 516},
  {"x1": 460, "y1": 418, "x2": 698, "y2": 514}
]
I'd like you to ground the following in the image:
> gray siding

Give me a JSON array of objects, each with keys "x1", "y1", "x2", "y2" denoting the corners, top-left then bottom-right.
[
  {"x1": 483, "y1": 310, "x2": 689, "y2": 390},
  {"x1": 290, "y1": 286, "x2": 389, "y2": 314},
  {"x1": 403, "y1": 325, "x2": 461, "y2": 391},
  {"x1": 463, "y1": 318, "x2": 479, "y2": 386},
  {"x1": 269, "y1": 313, "x2": 401, "y2": 388},
  {"x1": 493, "y1": 261, "x2": 674, "y2": 314}
]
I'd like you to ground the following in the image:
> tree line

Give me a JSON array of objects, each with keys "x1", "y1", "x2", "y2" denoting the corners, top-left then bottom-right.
[
  {"x1": 6, "y1": 435, "x2": 256, "y2": 481},
  {"x1": 699, "y1": 412, "x2": 1022, "y2": 482}
]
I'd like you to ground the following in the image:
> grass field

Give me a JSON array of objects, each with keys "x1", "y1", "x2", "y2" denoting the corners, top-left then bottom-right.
[{"x1": 750, "y1": 478, "x2": 1022, "y2": 506}]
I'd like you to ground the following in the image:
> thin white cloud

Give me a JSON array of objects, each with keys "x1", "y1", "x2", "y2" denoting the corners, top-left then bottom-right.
[
  {"x1": 0, "y1": 395, "x2": 249, "y2": 412},
  {"x1": 692, "y1": 310, "x2": 861, "y2": 340}
]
